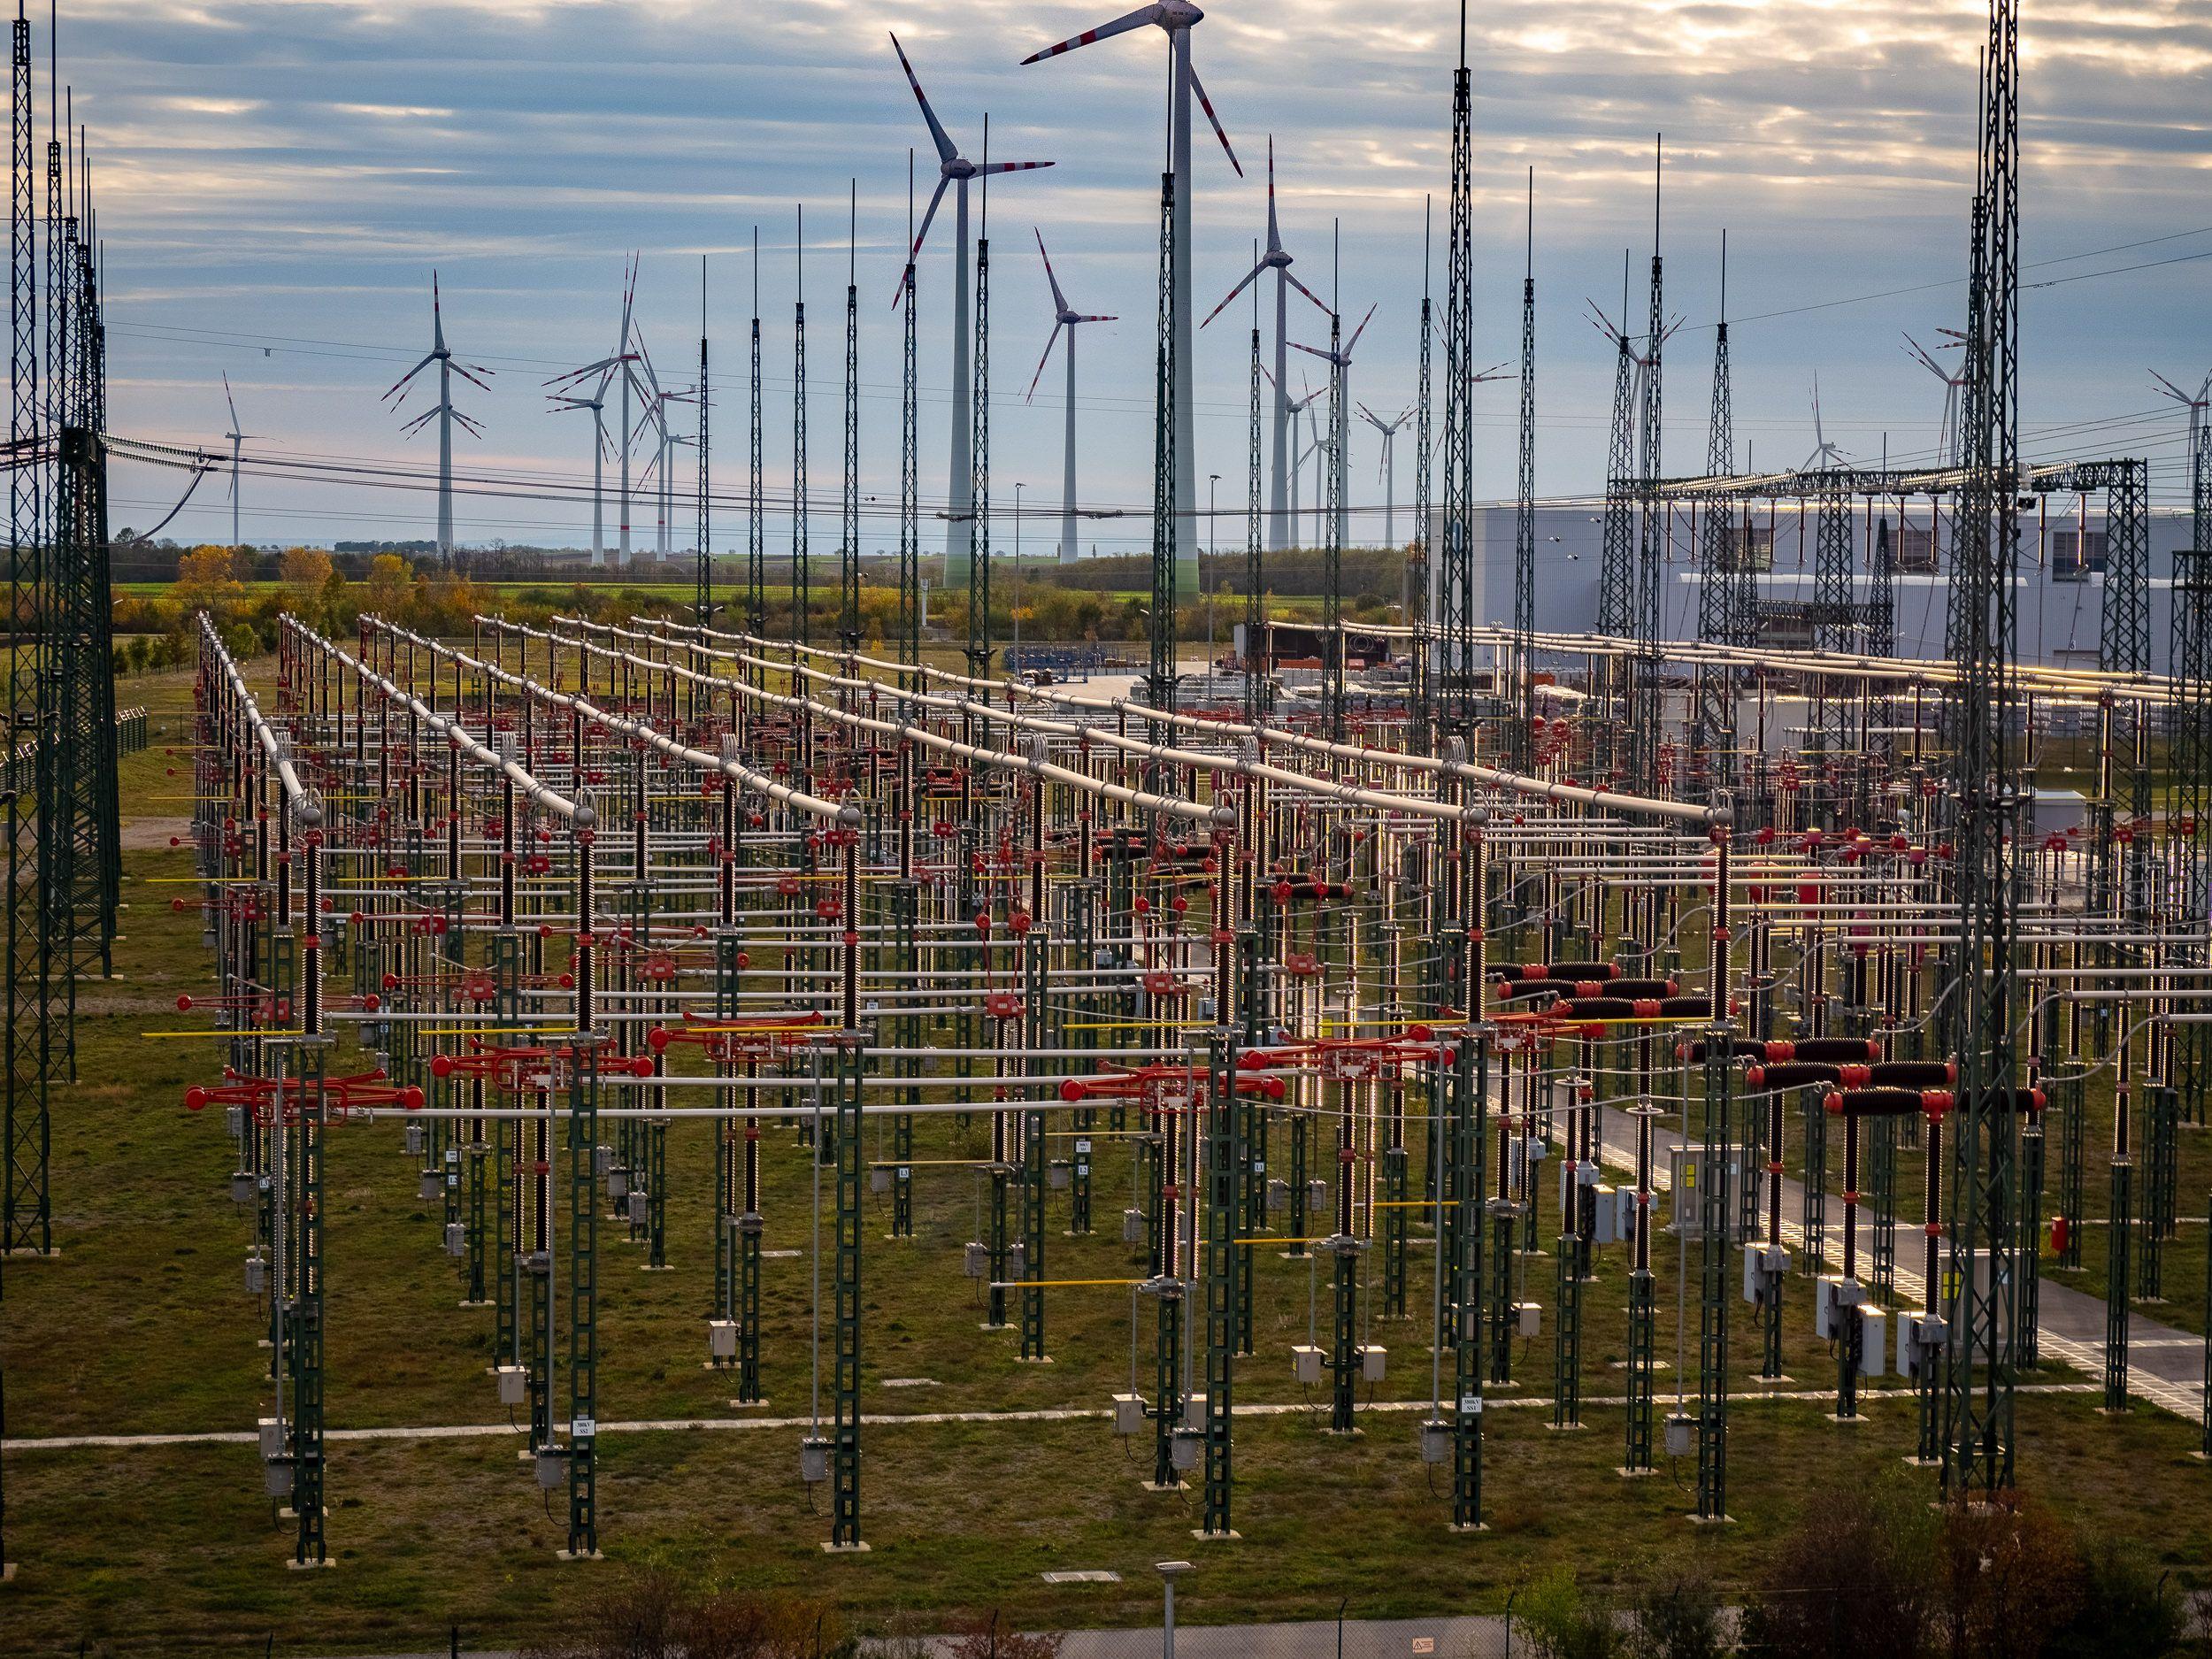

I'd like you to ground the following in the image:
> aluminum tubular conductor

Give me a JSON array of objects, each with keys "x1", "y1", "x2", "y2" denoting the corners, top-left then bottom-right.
[{"x1": 1439, "y1": 0, "x2": 1475, "y2": 735}]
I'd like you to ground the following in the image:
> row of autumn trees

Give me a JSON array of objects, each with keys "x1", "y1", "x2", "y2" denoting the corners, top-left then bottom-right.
[
  {"x1": 109, "y1": 547, "x2": 691, "y2": 674},
  {"x1": 109, "y1": 544, "x2": 1297, "y2": 675}
]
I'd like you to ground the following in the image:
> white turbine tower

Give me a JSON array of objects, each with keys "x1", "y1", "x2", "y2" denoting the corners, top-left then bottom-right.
[
  {"x1": 1203, "y1": 136, "x2": 1327, "y2": 552},
  {"x1": 2152, "y1": 365, "x2": 2210, "y2": 488},
  {"x1": 890, "y1": 33, "x2": 1054, "y2": 591},
  {"x1": 1291, "y1": 300, "x2": 1376, "y2": 553},
  {"x1": 1025, "y1": 229, "x2": 1118, "y2": 566},
  {"x1": 550, "y1": 381, "x2": 612, "y2": 564},
  {"x1": 548, "y1": 259, "x2": 644, "y2": 568},
  {"x1": 382, "y1": 273, "x2": 491, "y2": 567},
  {"x1": 221, "y1": 373, "x2": 255, "y2": 549},
  {"x1": 631, "y1": 327, "x2": 694, "y2": 557},
  {"x1": 1356, "y1": 403, "x2": 1410, "y2": 549},
  {"x1": 1902, "y1": 330, "x2": 1966, "y2": 469},
  {"x1": 1263, "y1": 365, "x2": 1325, "y2": 547},
  {"x1": 1022, "y1": 0, "x2": 1243, "y2": 599}
]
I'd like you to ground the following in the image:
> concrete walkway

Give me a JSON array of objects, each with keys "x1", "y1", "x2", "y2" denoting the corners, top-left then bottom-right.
[
  {"x1": 319, "y1": 1616, "x2": 1515, "y2": 1659},
  {"x1": 1594, "y1": 1100, "x2": 2208, "y2": 1423}
]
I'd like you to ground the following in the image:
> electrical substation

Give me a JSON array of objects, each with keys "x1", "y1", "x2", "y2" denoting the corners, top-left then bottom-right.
[{"x1": 1, "y1": 0, "x2": 2209, "y2": 1634}]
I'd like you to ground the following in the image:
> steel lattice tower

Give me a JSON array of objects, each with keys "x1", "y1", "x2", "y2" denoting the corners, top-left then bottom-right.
[
  {"x1": 2170, "y1": 385, "x2": 2212, "y2": 1129},
  {"x1": 1438, "y1": 5, "x2": 1474, "y2": 734},
  {"x1": 1813, "y1": 477, "x2": 1857, "y2": 781},
  {"x1": 1941, "y1": 0, "x2": 2024, "y2": 1499},
  {"x1": 1322, "y1": 300, "x2": 1344, "y2": 741},
  {"x1": 1693, "y1": 234, "x2": 1735, "y2": 789},
  {"x1": 840, "y1": 190, "x2": 860, "y2": 649},
  {"x1": 899, "y1": 241, "x2": 919, "y2": 672},
  {"x1": 792, "y1": 211, "x2": 809, "y2": 645},
  {"x1": 967, "y1": 224, "x2": 992, "y2": 677},
  {"x1": 1512, "y1": 173, "x2": 1536, "y2": 771},
  {"x1": 2101, "y1": 461, "x2": 2151, "y2": 911},
  {"x1": 1596, "y1": 256, "x2": 1637, "y2": 643},
  {"x1": 1631, "y1": 147, "x2": 1665, "y2": 796},
  {"x1": 1410, "y1": 201, "x2": 1432, "y2": 753},
  {"x1": 4, "y1": 0, "x2": 45, "y2": 1258},
  {"x1": 1868, "y1": 515, "x2": 1894, "y2": 657},
  {"x1": 56, "y1": 169, "x2": 111, "y2": 982},
  {"x1": 1245, "y1": 303, "x2": 1264, "y2": 727},
  {"x1": 747, "y1": 233, "x2": 764, "y2": 634},
  {"x1": 695, "y1": 260, "x2": 710, "y2": 626},
  {"x1": 1868, "y1": 512, "x2": 1896, "y2": 790},
  {"x1": 1148, "y1": 171, "x2": 1177, "y2": 717}
]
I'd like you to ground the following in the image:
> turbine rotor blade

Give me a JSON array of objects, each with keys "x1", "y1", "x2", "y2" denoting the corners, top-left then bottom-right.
[
  {"x1": 1342, "y1": 302, "x2": 1378, "y2": 357},
  {"x1": 888, "y1": 33, "x2": 958, "y2": 165},
  {"x1": 1201, "y1": 259, "x2": 1267, "y2": 328},
  {"x1": 894, "y1": 175, "x2": 955, "y2": 304},
  {"x1": 979, "y1": 160, "x2": 1054, "y2": 175},
  {"x1": 1026, "y1": 319, "x2": 1064, "y2": 403},
  {"x1": 1281, "y1": 269, "x2": 1332, "y2": 317},
  {"x1": 1020, "y1": 6, "x2": 1161, "y2": 65},
  {"x1": 1034, "y1": 227, "x2": 1070, "y2": 312},
  {"x1": 382, "y1": 353, "x2": 436, "y2": 402},
  {"x1": 1187, "y1": 62, "x2": 1241, "y2": 176}
]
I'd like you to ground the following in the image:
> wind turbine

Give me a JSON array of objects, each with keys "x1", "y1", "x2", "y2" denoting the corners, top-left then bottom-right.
[
  {"x1": 1203, "y1": 136, "x2": 1328, "y2": 551},
  {"x1": 221, "y1": 374, "x2": 255, "y2": 549},
  {"x1": 632, "y1": 327, "x2": 694, "y2": 557},
  {"x1": 889, "y1": 33, "x2": 1054, "y2": 591},
  {"x1": 549, "y1": 381, "x2": 613, "y2": 564},
  {"x1": 1291, "y1": 300, "x2": 1377, "y2": 554},
  {"x1": 2151, "y1": 367, "x2": 2209, "y2": 525},
  {"x1": 1022, "y1": 0, "x2": 1243, "y2": 597},
  {"x1": 1902, "y1": 330, "x2": 1966, "y2": 469},
  {"x1": 1025, "y1": 229, "x2": 1117, "y2": 566},
  {"x1": 548, "y1": 257, "x2": 646, "y2": 567},
  {"x1": 1801, "y1": 378, "x2": 1848, "y2": 471},
  {"x1": 1356, "y1": 403, "x2": 1411, "y2": 549},
  {"x1": 1263, "y1": 365, "x2": 1325, "y2": 548},
  {"x1": 382, "y1": 273, "x2": 491, "y2": 567}
]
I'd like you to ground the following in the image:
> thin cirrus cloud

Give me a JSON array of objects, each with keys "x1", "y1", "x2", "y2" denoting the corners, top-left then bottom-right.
[{"x1": 62, "y1": 0, "x2": 2212, "y2": 549}]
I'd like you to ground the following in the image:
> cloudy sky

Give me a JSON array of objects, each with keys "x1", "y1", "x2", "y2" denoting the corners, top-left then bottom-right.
[{"x1": 65, "y1": 0, "x2": 2212, "y2": 553}]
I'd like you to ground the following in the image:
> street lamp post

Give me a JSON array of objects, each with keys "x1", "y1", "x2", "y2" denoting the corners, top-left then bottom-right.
[{"x1": 1156, "y1": 1561, "x2": 1192, "y2": 1659}]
